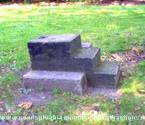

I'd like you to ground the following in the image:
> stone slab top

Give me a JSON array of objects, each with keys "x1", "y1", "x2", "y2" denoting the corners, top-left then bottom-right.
[
  {"x1": 23, "y1": 70, "x2": 86, "y2": 81},
  {"x1": 81, "y1": 42, "x2": 93, "y2": 48},
  {"x1": 95, "y1": 61, "x2": 120, "y2": 75},
  {"x1": 29, "y1": 34, "x2": 80, "y2": 44},
  {"x1": 74, "y1": 47, "x2": 100, "y2": 59}
]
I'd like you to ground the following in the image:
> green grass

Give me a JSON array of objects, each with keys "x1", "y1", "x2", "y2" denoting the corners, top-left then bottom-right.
[{"x1": 0, "y1": 4, "x2": 145, "y2": 125}]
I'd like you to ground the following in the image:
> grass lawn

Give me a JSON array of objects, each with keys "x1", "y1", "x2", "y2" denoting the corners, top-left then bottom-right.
[{"x1": 0, "y1": 4, "x2": 145, "y2": 125}]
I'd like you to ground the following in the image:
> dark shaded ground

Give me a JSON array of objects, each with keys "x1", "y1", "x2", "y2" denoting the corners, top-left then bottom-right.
[
  {"x1": 101, "y1": 0, "x2": 145, "y2": 5},
  {"x1": 0, "y1": 0, "x2": 145, "y2": 5}
]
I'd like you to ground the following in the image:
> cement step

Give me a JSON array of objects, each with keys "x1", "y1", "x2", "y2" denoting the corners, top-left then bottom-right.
[
  {"x1": 28, "y1": 34, "x2": 81, "y2": 60},
  {"x1": 81, "y1": 42, "x2": 92, "y2": 48},
  {"x1": 87, "y1": 61, "x2": 121, "y2": 89},
  {"x1": 23, "y1": 71, "x2": 87, "y2": 95},
  {"x1": 72, "y1": 47, "x2": 100, "y2": 72},
  {"x1": 31, "y1": 47, "x2": 100, "y2": 72}
]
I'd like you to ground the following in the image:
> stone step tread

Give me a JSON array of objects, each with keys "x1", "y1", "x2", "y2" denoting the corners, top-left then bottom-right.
[
  {"x1": 29, "y1": 34, "x2": 80, "y2": 44},
  {"x1": 23, "y1": 71, "x2": 85, "y2": 80},
  {"x1": 95, "y1": 61, "x2": 120, "y2": 75},
  {"x1": 81, "y1": 42, "x2": 93, "y2": 48},
  {"x1": 28, "y1": 34, "x2": 81, "y2": 58},
  {"x1": 74, "y1": 47, "x2": 100, "y2": 60}
]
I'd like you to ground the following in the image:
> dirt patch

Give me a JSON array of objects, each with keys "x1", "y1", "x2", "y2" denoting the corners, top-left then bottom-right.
[
  {"x1": 15, "y1": 89, "x2": 54, "y2": 107},
  {"x1": 109, "y1": 47, "x2": 145, "y2": 76},
  {"x1": 87, "y1": 87, "x2": 123, "y2": 100}
]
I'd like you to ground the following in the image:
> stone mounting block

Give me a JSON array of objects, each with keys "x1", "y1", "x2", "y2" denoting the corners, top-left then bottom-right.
[{"x1": 23, "y1": 34, "x2": 121, "y2": 95}]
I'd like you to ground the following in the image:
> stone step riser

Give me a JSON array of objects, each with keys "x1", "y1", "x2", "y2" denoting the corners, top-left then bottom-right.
[
  {"x1": 31, "y1": 48, "x2": 101, "y2": 72},
  {"x1": 87, "y1": 62, "x2": 121, "y2": 89},
  {"x1": 87, "y1": 74, "x2": 120, "y2": 89},
  {"x1": 23, "y1": 71, "x2": 87, "y2": 95},
  {"x1": 31, "y1": 60, "x2": 97, "y2": 72}
]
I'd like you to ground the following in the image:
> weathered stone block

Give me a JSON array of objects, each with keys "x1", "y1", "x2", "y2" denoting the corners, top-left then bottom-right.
[
  {"x1": 28, "y1": 34, "x2": 81, "y2": 60},
  {"x1": 23, "y1": 34, "x2": 121, "y2": 95},
  {"x1": 31, "y1": 47, "x2": 100, "y2": 72},
  {"x1": 73, "y1": 47, "x2": 100, "y2": 72},
  {"x1": 81, "y1": 42, "x2": 93, "y2": 48},
  {"x1": 87, "y1": 61, "x2": 121, "y2": 89},
  {"x1": 23, "y1": 71, "x2": 87, "y2": 95}
]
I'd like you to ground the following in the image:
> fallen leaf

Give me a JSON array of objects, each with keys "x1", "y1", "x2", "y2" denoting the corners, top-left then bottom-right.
[
  {"x1": 116, "y1": 89, "x2": 123, "y2": 97},
  {"x1": 126, "y1": 56, "x2": 132, "y2": 61},
  {"x1": 6, "y1": 109, "x2": 12, "y2": 113},
  {"x1": 125, "y1": 53, "x2": 132, "y2": 61},
  {"x1": 111, "y1": 54, "x2": 123, "y2": 62},
  {"x1": 137, "y1": 89, "x2": 145, "y2": 94},
  {"x1": 134, "y1": 106, "x2": 141, "y2": 111},
  {"x1": 18, "y1": 102, "x2": 33, "y2": 109},
  {"x1": 132, "y1": 47, "x2": 143, "y2": 56}
]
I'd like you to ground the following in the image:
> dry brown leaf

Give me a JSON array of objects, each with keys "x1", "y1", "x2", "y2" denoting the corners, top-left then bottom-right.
[
  {"x1": 137, "y1": 89, "x2": 145, "y2": 94},
  {"x1": 132, "y1": 47, "x2": 143, "y2": 56},
  {"x1": 111, "y1": 54, "x2": 123, "y2": 62},
  {"x1": 135, "y1": 106, "x2": 141, "y2": 111},
  {"x1": 126, "y1": 55, "x2": 132, "y2": 61},
  {"x1": 18, "y1": 102, "x2": 33, "y2": 109}
]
